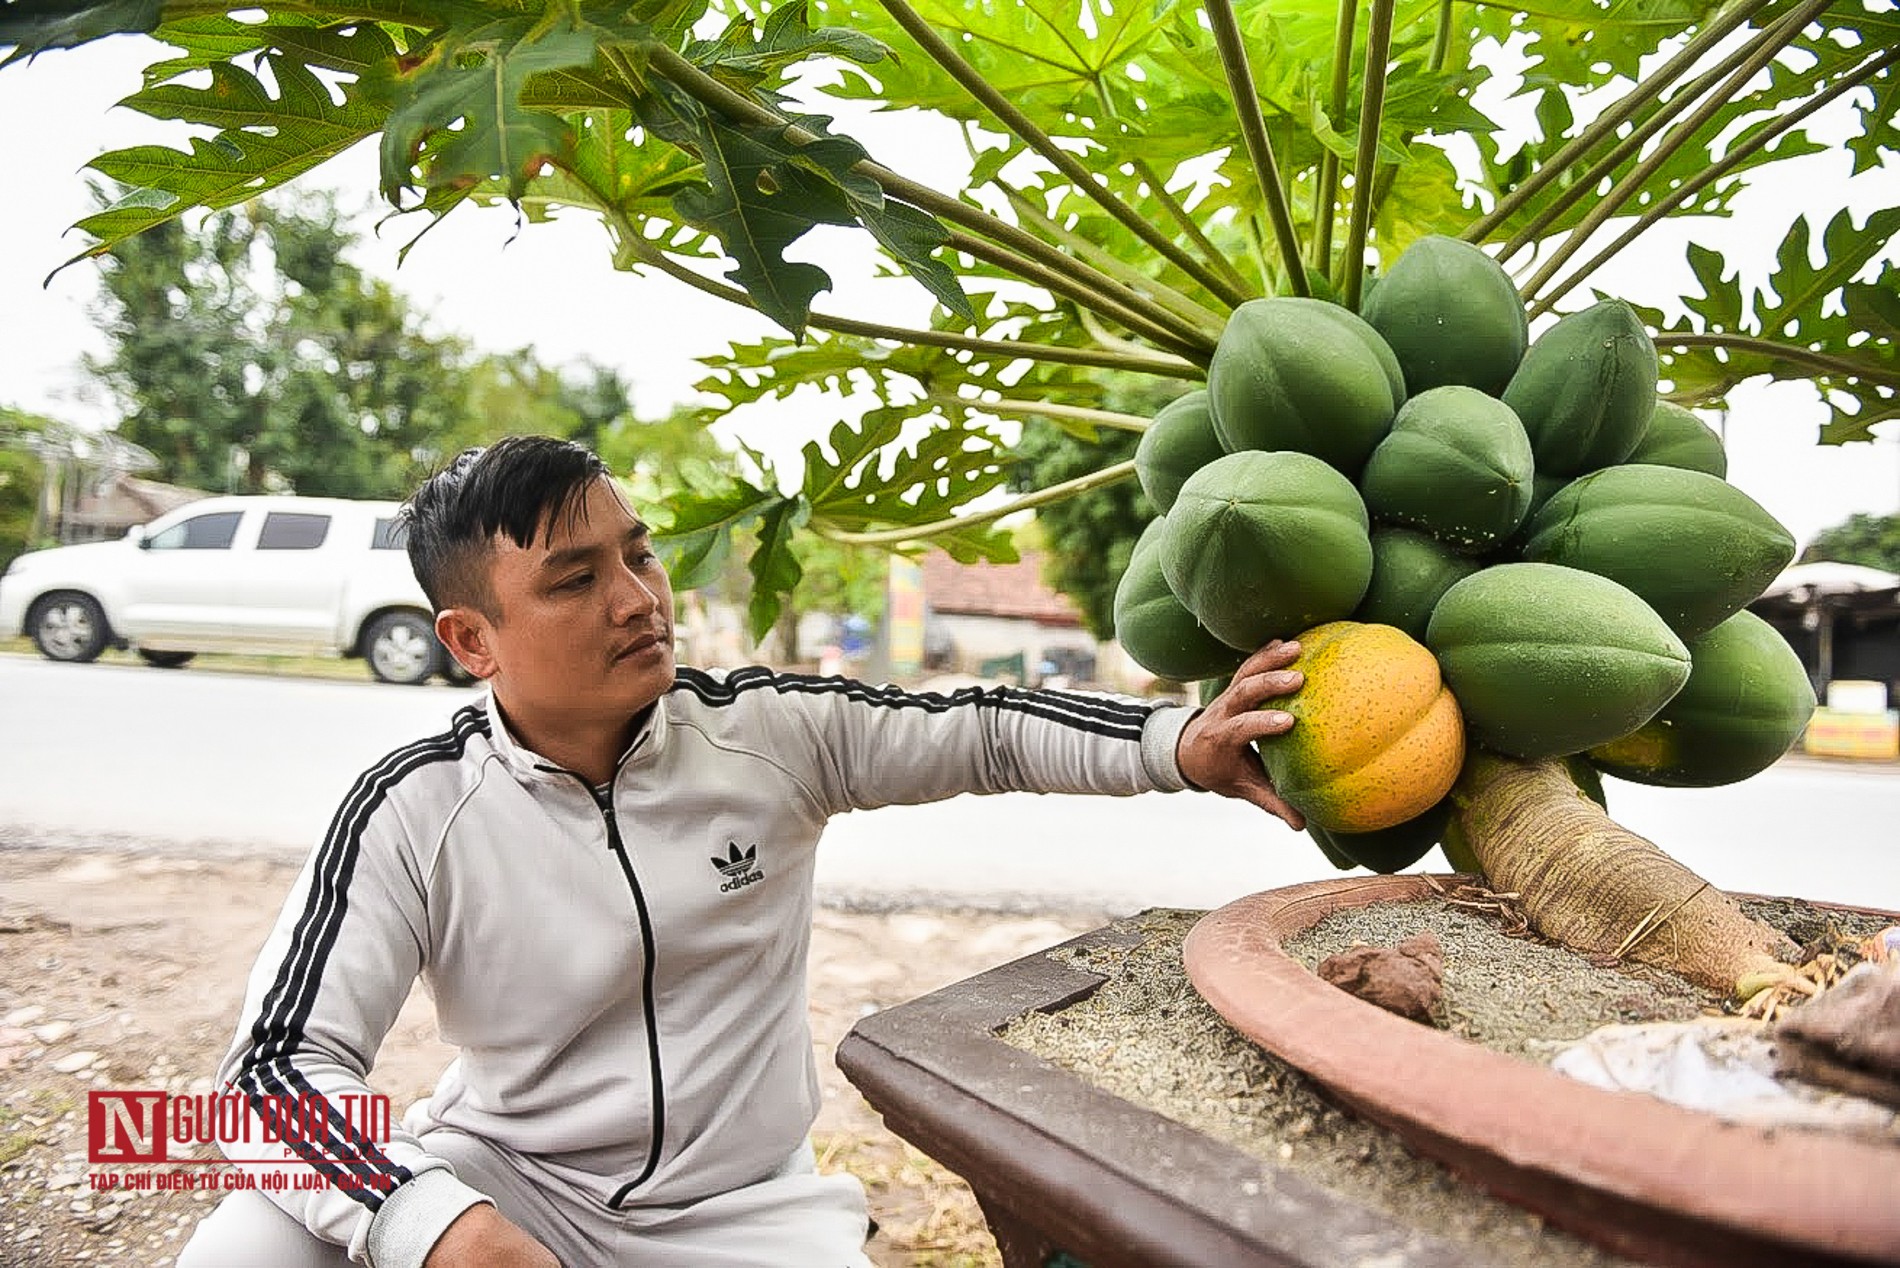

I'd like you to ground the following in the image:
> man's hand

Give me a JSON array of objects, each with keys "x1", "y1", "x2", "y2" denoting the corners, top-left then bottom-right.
[
  {"x1": 425, "y1": 1204, "x2": 560, "y2": 1268},
  {"x1": 1175, "y1": 639, "x2": 1307, "y2": 830}
]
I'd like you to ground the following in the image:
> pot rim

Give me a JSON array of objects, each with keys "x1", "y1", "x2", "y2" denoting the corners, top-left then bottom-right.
[{"x1": 1182, "y1": 874, "x2": 1900, "y2": 1266}]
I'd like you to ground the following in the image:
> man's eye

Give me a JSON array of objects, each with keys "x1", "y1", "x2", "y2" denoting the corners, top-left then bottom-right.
[{"x1": 560, "y1": 573, "x2": 593, "y2": 591}]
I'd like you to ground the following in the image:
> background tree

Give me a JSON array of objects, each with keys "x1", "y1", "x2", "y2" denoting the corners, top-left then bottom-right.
[
  {"x1": 1801, "y1": 511, "x2": 1900, "y2": 572},
  {"x1": 1009, "y1": 422, "x2": 1147, "y2": 641},
  {"x1": 1007, "y1": 374, "x2": 1187, "y2": 640},
  {"x1": 0, "y1": 408, "x2": 52, "y2": 572}
]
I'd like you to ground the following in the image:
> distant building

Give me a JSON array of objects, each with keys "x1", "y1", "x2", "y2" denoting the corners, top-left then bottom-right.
[
  {"x1": 59, "y1": 472, "x2": 211, "y2": 544},
  {"x1": 919, "y1": 550, "x2": 1099, "y2": 686},
  {"x1": 1751, "y1": 562, "x2": 1900, "y2": 711}
]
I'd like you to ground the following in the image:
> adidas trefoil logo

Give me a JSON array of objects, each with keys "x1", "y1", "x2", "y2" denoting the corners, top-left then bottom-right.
[{"x1": 711, "y1": 841, "x2": 764, "y2": 894}]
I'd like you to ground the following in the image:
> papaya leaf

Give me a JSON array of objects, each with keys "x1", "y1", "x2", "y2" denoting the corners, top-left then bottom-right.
[
  {"x1": 1638, "y1": 212, "x2": 1900, "y2": 444},
  {"x1": 634, "y1": 78, "x2": 878, "y2": 335},
  {"x1": 650, "y1": 471, "x2": 785, "y2": 591},
  {"x1": 845, "y1": 191, "x2": 975, "y2": 323},
  {"x1": 137, "y1": 13, "x2": 401, "y2": 83},
  {"x1": 71, "y1": 52, "x2": 391, "y2": 265},
  {"x1": 746, "y1": 494, "x2": 811, "y2": 643},
  {"x1": 527, "y1": 108, "x2": 710, "y2": 229},
  {"x1": 685, "y1": 0, "x2": 891, "y2": 89},
  {"x1": 380, "y1": 12, "x2": 599, "y2": 202},
  {"x1": 0, "y1": 0, "x2": 162, "y2": 64}
]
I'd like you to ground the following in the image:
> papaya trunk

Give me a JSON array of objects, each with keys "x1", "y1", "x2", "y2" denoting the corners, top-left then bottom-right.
[{"x1": 1452, "y1": 754, "x2": 1797, "y2": 995}]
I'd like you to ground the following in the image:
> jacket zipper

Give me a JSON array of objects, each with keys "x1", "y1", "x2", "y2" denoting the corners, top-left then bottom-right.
[
  {"x1": 540, "y1": 775, "x2": 666, "y2": 1207},
  {"x1": 595, "y1": 788, "x2": 668, "y2": 1207}
]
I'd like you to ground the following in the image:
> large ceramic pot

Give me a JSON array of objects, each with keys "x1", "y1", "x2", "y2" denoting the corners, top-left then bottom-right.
[{"x1": 1183, "y1": 874, "x2": 1900, "y2": 1268}]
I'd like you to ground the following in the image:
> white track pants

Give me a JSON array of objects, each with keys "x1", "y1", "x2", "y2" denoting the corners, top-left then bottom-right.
[{"x1": 175, "y1": 1121, "x2": 872, "y2": 1267}]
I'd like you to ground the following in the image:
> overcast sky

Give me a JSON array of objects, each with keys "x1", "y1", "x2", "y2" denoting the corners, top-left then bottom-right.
[{"x1": 0, "y1": 32, "x2": 1894, "y2": 552}]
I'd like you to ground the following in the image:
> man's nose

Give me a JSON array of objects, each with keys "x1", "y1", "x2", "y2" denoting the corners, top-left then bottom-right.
[{"x1": 611, "y1": 562, "x2": 662, "y2": 619}]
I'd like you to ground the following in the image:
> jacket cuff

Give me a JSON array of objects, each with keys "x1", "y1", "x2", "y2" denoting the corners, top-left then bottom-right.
[
  {"x1": 1139, "y1": 705, "x2": 1197, "y2": 792},
  {"x1": 366, "y1": 1167, "x2": 493, "y2": 1268}
]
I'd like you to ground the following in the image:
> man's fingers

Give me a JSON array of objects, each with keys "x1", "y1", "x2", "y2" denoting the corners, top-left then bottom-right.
[
  {"x1": 1225, "y1": 669, "x2": 1303, "y2": 713},
  {"x1": 1236, "y1": 772, "x2": 1306, "y2": 829},
  {"x1": 1236, "y1": 638, "x2": 1302, "y2": 677},
  {"x1": 1221, "y1": 708, "x2": 1296, "y2": 745}
]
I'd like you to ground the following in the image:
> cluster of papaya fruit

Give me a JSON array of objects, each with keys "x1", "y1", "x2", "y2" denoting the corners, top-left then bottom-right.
[{"x1": 1115, "y1": 235, "x2": 1816, "y2": 874}]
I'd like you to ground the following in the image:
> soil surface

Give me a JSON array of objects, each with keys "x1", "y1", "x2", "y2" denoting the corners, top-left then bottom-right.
[
  {"x1": 1001, "y1": 896, "x2": 1894, "y2": 1268},
  {"x1": 0, "y1": 845, "x2": 1099, "y2": 1268}
]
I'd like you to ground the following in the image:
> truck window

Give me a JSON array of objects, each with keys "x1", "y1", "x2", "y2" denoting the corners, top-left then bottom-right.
[
  {"x1": 372, "y1": 517, "x2": 410, "y2": 550},
  {"x1": 147, "y1": 511, "x2": 243, "y2": 551},
  {"x1": 258, "y1": 512, "x2": 332, "y2": 550}
]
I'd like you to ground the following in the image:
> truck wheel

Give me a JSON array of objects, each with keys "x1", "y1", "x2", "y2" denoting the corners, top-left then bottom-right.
[
  {"x1": 365, "y1": 611, "x2": 440, "y2": 685},
  {"x1": 28, "y1": 592, "x2": 110, "y2": 663},
  {"x1": 137, "y1": 649, "x2": 196, "y2": 669}
]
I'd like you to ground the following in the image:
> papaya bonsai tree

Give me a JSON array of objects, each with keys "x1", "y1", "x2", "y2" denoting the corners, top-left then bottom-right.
[{"x1": 5, "y1": 0, "x2": 1894, "y2": 1008}]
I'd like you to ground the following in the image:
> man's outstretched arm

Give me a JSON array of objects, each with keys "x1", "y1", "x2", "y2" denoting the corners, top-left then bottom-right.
[{"x1": 739, "y1": 638, "x2": 1304, "y2": 824}]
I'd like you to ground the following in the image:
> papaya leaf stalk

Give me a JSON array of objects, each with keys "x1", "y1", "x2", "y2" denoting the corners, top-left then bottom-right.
[
  {"x1": 1497, "y1": 0, "x2": 1824, "y2": 273},
  {"x1": 1310, "y1": 0, "x2": 1358, "y2": 273},
  {"x1": 926, "y1": 394, "x2": 1152, "y2": 435},
  {"x1": 1655, "y1": 334, "x2": 1900, "y2": 388},
  {"x1": 1204, "y1": 0, "x2": 1308, "y2": 297},
  {"x1": 1463, "y1": 0, "x2": 1772, "y2": 244},
  {"x1": 1533, "y1": 45, "x2": 1900, "y2": 316},
  {"x1": 607, "y1": 220, "x2": 1202, "y2": 379},
  {"x1": 640, "y1": 44, "x2": 1202, "y2": 348},
  {"x1": 1002, "y1": 186, "x2": 1232, "y2": 332},
  {"x1": 871, "y1": 0, "x2": 1255, "y2": 310},
  {"x1": 1132, "y1": 158, "x2": 1255, "y2": 300},
  {"x1": 1340, "y1": 0, "x2": 1395, "y2": 311},
  {"x1": 943, "y1": 229, "x2": 1218, "y2": 357},
  {"x1": 1517, "y1": 0, "x2": 1839, "y2": 303},
  {"x1": 813, "y1": 459, "x2": 1139, "y2": 547}
]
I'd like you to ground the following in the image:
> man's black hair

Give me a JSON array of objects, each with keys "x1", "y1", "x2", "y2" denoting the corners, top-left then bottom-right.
[{"x1": 403, "y1": 435, "x2": 610, "y2": 616}]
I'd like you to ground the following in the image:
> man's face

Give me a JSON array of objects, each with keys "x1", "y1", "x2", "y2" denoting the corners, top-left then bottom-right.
[{"x1": 461, "y1": 476, "x2": 676, "y2": 728}]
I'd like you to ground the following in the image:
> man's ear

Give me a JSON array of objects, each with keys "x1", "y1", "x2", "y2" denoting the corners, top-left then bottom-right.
[{"x1": 435, "y1": 608, "x2": 497, "y2": 680}]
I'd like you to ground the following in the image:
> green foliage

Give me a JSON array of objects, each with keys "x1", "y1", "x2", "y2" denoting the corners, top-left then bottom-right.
[
  {"x1": 7, "y1": 0, "x2": 1895, "y2": 633},
  {"x1": 83, "y1": 189, "x2": 675, "y2": 496},
  {"x1": 1008, "y1": 375, "x2": 1178, "y2": 640},
  {"x1": 1801, "y1": 512, "x2": 1900, "y2": 574},
  {"x1": 86, "y1": 192, "x2": 475, "y2": 495},
  {"x1": 0, "y1": 408, "x2": 52, "y2": 573},
  {"x1": 1635, "y1": 210, "x2": 1900, "y2": 445}
]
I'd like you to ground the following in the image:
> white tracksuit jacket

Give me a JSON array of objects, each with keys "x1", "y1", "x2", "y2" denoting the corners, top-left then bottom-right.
[{"x1": 213, "y1": 667, "x2": 1196, "y2": 1266}]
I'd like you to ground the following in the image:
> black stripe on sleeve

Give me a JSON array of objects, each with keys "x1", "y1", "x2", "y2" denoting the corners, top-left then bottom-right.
[
  {"x1": 671, "y1": 667, "x2": 1153, "y2": 741},
  {"x1": 233, "y1": 704, "x2": 488, "y2": 1208}
]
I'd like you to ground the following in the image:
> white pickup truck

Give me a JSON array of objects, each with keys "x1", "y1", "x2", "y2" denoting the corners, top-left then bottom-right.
[{"x1": 0, "y1": 494, "x2": 467, "y2": 685}]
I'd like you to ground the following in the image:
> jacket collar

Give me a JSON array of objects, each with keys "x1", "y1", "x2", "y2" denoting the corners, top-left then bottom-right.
[{"x1": 481, "y1": 687, "x2": 670, "y2": 787}]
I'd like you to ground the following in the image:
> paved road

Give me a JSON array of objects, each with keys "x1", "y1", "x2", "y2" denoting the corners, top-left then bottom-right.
[{"x1": 2, "y1": 654, "x2": 1895, "y2": 913}]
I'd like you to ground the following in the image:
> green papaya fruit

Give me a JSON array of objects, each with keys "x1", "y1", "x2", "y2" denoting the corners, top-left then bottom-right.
[
  {"x1": 1359, "y1": 386, "x2": 1536, "y2": 554},
  {"x1": 1426, "y1": 563, "x2": 1691, "y2": 758},
  {"x1": 1309, "y1": 800, "x2": 1450, "y2": 874},
  {"x1": 1361, "y1": 235, "x2": 1529, "y2": 396},
  {"x1": 1589, "y1": 610, "x2": 1816, "y2": 787},
  {"x1": 1134, "y1": 391, "x2": 1225, "y2": 515},
  {"x1": 1355, "y1": 528, "x2": 1481, "y2": 642},
  {"x1": 1502, "y1": 300, "x2": 1658, "y2": 477},
  {"x1": 1207, "y1": 298, "x2": 1405, "y2": 476},
  {"x1": 1625, "y1": 400, "x2": 1727, "y2": 478},
  {"x1": 1160, "y1": 451, "x2": 1374, "y2": 650},
  {"x1": 1520, "y1": 464, "x2": 1795, "y2": 639},
  {"x1": 1113, "y1": 536, "x2": 1248, "y2": 682}
]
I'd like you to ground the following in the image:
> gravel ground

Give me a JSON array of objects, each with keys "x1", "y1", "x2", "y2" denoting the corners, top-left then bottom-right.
[{"x1": 0, "y1": 845, "x2": 1102, "y2": 1268}]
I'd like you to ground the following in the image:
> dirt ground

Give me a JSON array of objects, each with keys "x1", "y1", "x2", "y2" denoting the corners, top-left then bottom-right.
[{"x1": 0, "y1": 846, "x2": 1105, "y2": 1268}]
